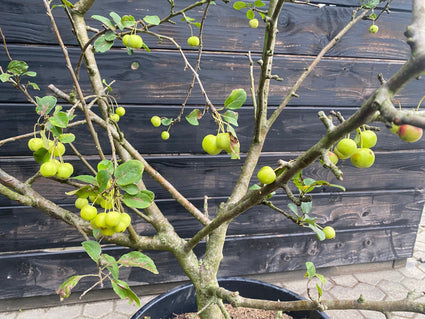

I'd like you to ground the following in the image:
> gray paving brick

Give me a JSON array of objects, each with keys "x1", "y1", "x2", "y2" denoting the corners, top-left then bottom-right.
[
  {"x1": 44, "y1": 304, "x2": 83, "y2": 319},
  {"x1": 15, "y1": 308, "x2": 46, "y2": 319},
  {"x1": 82, "y1": 301, "x2": 114, "y2": 319}
]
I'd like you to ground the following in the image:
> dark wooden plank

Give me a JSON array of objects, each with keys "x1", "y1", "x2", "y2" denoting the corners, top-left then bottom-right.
[
  {"x1": 1, "y1": 45, "x2": 424, "y2": 107},
  {"x1": 2, "y1": 105, "x2": 425, "y2": 157},
  {"x1": 0, "y1": 226, "x2": 416, "y2": 299},
  {"x1": 0, "y1": 1, "x2": 411, "y2": 59},
  {"x1": 0, "y1": 190, "x2": 422, "y2": 252},
  {"x1": 1, "y1": 150, "x2": 425, "y2": 208}
]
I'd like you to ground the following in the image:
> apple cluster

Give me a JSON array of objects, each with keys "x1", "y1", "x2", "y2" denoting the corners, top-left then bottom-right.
[
  {"x1": 109, "y1": 106, "x2": 126, "y2": 123},
  {"x1": 150, "y1": 116, "x2": 170, "y2": 140},
  {"x1": 332, "y1": 129, "x2": 377, "y2": 168},
  {"x1": 28, "y1": 137, "x2": 74, "y2": 179},
  {"x1": 75, "y1": 186, "x2": 132, "y2": 236},
  {"x1": 202, "y1": 132, "x2": 239, "y2": 156}
]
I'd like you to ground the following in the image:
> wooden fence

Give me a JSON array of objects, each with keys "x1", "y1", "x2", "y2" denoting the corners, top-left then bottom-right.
[{"x1": 0, "y1": 0, "x2": 424, "y2": 301}]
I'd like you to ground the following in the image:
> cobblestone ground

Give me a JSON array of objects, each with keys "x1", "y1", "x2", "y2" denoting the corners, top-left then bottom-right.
[{"x1": 2, "y1": 219, "x2": 425, "y2": 319}]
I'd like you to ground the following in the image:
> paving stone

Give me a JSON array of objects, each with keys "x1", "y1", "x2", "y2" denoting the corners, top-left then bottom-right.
[
  {"x1": 0, "y1": 312, "x2": 17, "y2": 319},
  {"x1": 44, "y1": 304, "x2": 83, "y2": 319},
  {"x1": 323, "y1": 309, "x2": 366, "y2": 319},
  {"x1": 114, "y1": 298, "x2": 144, "y2": 316},
  {"x1": 359, "y1": 309, "x2": 386, "y2": 318},
  {"x1": 400, "y1": 277, "x2": 425, "y2": 293},
  {"x1": 15, "y1": 308, "x2": 46, "y2": 319},
  {"x1": 378, "y1": 279, "x2": 410, "y2": 300},
  {"x1": 329, "y1": 282, "x2": 385, "y2": 301},
  {"x1": 329, "y1": 274, "x2": 358, "y2": 288},
  {"x1": 82, "y1": 301, "x2": 114, "y2": 319},
  {"x1": 98, "y1": 313, "x2": 127, "y2": 319},
  {"x1": 397, "y1": 263, "x2": 425, "y2": 280},
  {"x1": 354, "y1": 269, "x2": 404, "y2": 286}
]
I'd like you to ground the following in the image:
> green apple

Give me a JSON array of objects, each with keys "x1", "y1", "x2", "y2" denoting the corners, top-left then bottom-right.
[
  {"x1": 369, "y1": 25, "x2": 379, "y2": 34},
  {"x1": 202, "y1": 134, "x2": 222, "y2": 155},
  {"x1": 187, "y1": 36, "x2": 200, "y2": 47},
  {"x1": 56, "y1": 162, "x2": 74, "y2": 179},
  {"x1": 350, "y1": 148, "x2": 375, "y2": 168},
  {"x1": 216, "y1": 133, "x2": 231, "y2": 150},
  {"x1": 328, "y1": 151, "x2": 338, "y2": 165},
  {"x1": 75, "y1": 198, "x2": 89, "y2": 209},
  {"x1": 334, "y1": 138, "x2": 357, "y2": 159},
  {"x1": 357, "y1": 130, "x2": 377, "y2": 148},
  {"x1": 257, "y1": 166, "x2": 276, "y2": 185},
  {"x1": 115, "y1": 106, "x2": 126, "y2": 117},
  {"x1": 151, "y1": 116, "x2": 161, "y2": 127},
  {"x1": 323, "y1": 226, "x2": 336, "y2": 239},
  {"x1": 110, "y1": 113, "x2": 120, "y2": 122},
  {"x1": 28, "y1": 138, "x2": 44, "y2": 152},
  {"x1": 80, "y1": 205, "x2": 98, "y2": 221},
  {"x1": 398, "y1": 124, "x2": 423, "y2": 143},
  {"x1": 127, "y1": 34, "x2": 143, "y2": 49},
  {"x1": 105, "y1": 211, "x2": 121, "y2": 227},
  {"x1": 249, "y1": 18, "x2": 259, "y2": 28},
  {"x1": 161, "y1": 131, "x2": 170, "y2": 140},
  {"x1": 40, "y1": 160, "x2": 58, "y2": 177}
]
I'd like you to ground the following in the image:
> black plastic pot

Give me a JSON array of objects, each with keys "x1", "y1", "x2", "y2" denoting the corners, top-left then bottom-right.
[{"x1": 131, "y1": 277, "x2": 330, "y2": 319}]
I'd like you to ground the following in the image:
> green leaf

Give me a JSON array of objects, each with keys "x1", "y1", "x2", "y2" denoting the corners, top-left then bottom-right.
[
  {"x1": 288, "y1": 203, "x2": 298, "y2": 215},
  {"x1": 82, "y1": 240, "x2": 101, "y2": 264},
  {"x1": 224, "y1": 88, "x2": 247, "y2": 110},
  {"x1": 222, "y1": 110, "x2": 239, "y2": 127},
  {"x1": 118, "y1": 251, "x2": 158, "y2": 274},
  {"x1": 91, "y1": 15, "x2": 116, "y2": 30},
  {"x1": 97, "y1": 160, "x2": 114, "y2": 175},
  {"x1": 61, "y1": 0, "x2": 74, "y2": 8},
  {"x1": 309, "y1": 224, "x2": 325, "y2": 241},
  {"x1": 120, "y1": 183, "x2": 140, "y2": 195},
  {"x1": 0, "y1": 73, "x2": 12, "y2": 82},
  {"x1": 27, "y1": 81, "x2": 40, "y2": 90},
  {"x1": 316, "y1": 273, "x2": 326, "y2": 285},
  {"x1": 110, "y1": 12, "x2": 123, "y2": 30},
  {"x1": 161, "y1": 118, "x2": 172, "y2": 126},
  {"x1": 143, "y1": 15, "x2": 160, "y2": 26},
  {"x1": 185, "y1": 109, "x2": 202, "y2": 126},
  {"x1": 254, "y1": 0, "x2": 266, "y2": 7},
  {"x1": 33, "y1": 147, "x2": 50, "y2": 164},
  {"x1": 57, "y1": 275, "x2": 83, "y2": 301},
  {"x1": 22, "y1": 71, "x2": 36, "y2": 77},
  {"x1": 51, "y1": 125, "x2": 63, "y2": 137},
  {"x1": 122, "y1": 190, "x2": 154, "y2": 209},
  {"x1": 301, "y1": 201, "x2": 312, "y2": 215},
  {"x1": 192, "y1": 22, "x2": 201, "y2": 28},
  {"x1": 364, "y1": 0, "x2": 379, "y2": 8},
  {"x1": 94, "y1": 35, "x2": 114, "y2": 53},
  {"x1": 97, "y1": 169, "x2": 112, "y2": 192},
  {"x1": 101, "y1": 253, "x2": 119, "y2": 280},
  {"x1": 115, "y1": 160, "x2": 144, "y2": 186},
  {"x1": 249, "y1": 184, "x2": 261, "y2": 190},
  {"x1": 305, "y1": 261, "x2": 316, "y2": 279},
  {"x1": 104, "y1": 31, "x2": 117, "y2": 42},
  {"x1": 49, "y1": 111, "x2": 69, "y2": 128},
  {"x1": 36, "y1": 96, "x2": 57, "y2": 116},
  {"x1": 59, "y1": 133, "x2": 75, "y2": 143},
  {"x1": 111, "y1": 279, "x2": 140, "y2": 307},
  {"x1": 121, "y1": 15, "x2": 136, "y2": 28},
  {"x1": 316, "y1": 283, "x2": 323, "y2": 297},
  {"x1": 72, "y1": 175, "x2": 97, "y2": 184},
  {"x1": 233, "y1": 1, "x2": 247, "y2": 10},
  {"x1": 7, "y1": 60, "x2": 28, "y2": 75},
  {"x1": 246, "y1": 10, "x2": 255, "y2": 19}
]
